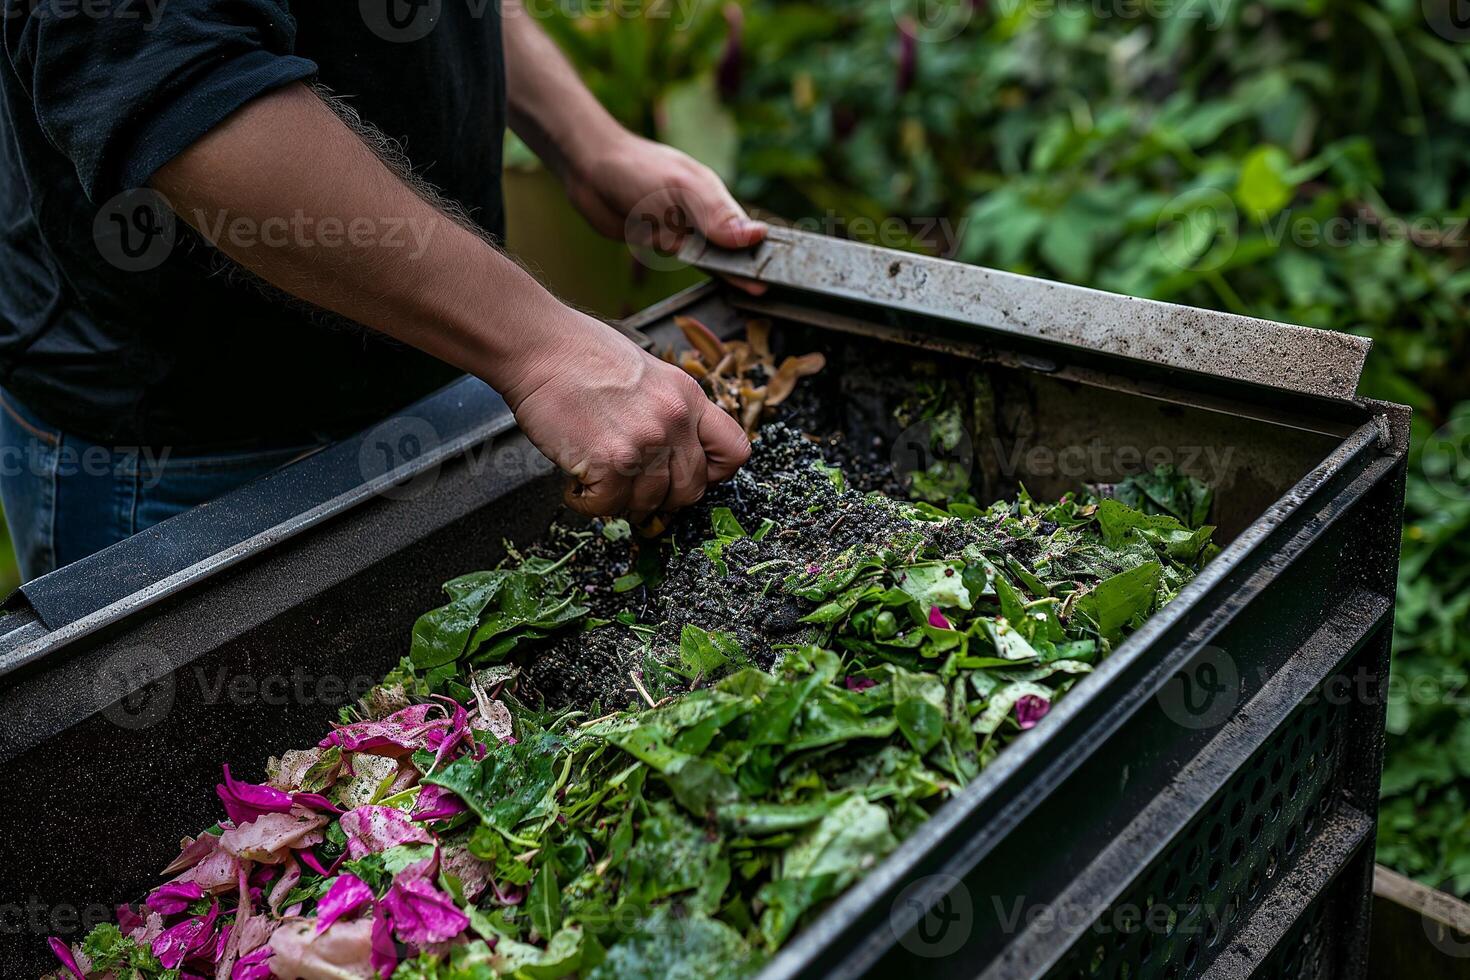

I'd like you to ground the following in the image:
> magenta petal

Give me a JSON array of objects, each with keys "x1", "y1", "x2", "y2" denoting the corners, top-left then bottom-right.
[
  {"x1": 217, "y1": 765, "x2": 294, "y2": 826},
  {"x1": 152, "y1": 903, "x2": 219, "y2": 970},
  {"x1": 146, "y1": 880, "x2": 205, "y2": 916},
  {"x1": 316, "y1": 874, "x2": 375, "y2": 934},
  {"x1": 319, "y1": 703, "x2": 449, "y2": 754},
  {"x1": 116, "y1": 903, "x2": 144, "y2": 935},
  {"x1": 927, "y1": 605, "x2": 952, "y2": 630},
  {"x1": 411, "y1": 785, "x2": 468, "y2": 824},
  {"x1": 232, "y1": 945, "x2": 274, "y2": 980},
  {"x1": 47, "y1": 938, "x2": 85, "y2": 980},
  {"x1": 1015, "y1": 693, "x2": 1051, "y2": 730},
  {"x1": 381, "y1": 877, "x2": 469, "y2": 946},
  {"x1": 370, "y1": 911, "x2": 398, "y2": 979},
  {"x1": 290, "y1": 792, "x2": 344, "y2": 815},
  {"x1": 339, "y1": 805, "x2": 434, "y2": 860},
  {"x1": 844, "y1": 676, "x2": 877, "y2": 692},
  {"x1": 298, "y1": 847, "x2": 345, "y2": 878}
]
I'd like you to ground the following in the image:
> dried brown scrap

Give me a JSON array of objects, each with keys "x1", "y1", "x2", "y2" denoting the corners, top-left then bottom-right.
[{"x1": 671, "y1": 315, "x2": 826, "y2": 437}]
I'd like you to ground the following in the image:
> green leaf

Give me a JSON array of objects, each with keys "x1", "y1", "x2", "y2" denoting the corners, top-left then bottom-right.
[
  {"x1": 1236, "y1": 145, "x2": 1297, "y2": 219},
  {"x1": 1078, "y1": 561, "x2": 1163, "y2": 640},
  {"x1": 529, "y1": 863, "x2": 561, "y2": 940},
  {"x1": 679, "y1": 624, "x2": 742, "y2": 676}
]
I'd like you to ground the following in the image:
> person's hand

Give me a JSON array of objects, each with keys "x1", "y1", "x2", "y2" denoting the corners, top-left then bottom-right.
[
  {"x1": 498, "y1": 306, "x2": 751, "y2": 519},
  {"x1": 565, "y1": 132, "x2": 767, "y2": 291}
]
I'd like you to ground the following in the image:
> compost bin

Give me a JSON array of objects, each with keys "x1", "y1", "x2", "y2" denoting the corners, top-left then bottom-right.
[{"x1": 0, "y1": 230, "x2": 1408, "y2": 979}]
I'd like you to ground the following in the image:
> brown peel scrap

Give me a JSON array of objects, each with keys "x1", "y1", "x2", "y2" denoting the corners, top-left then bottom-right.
[{"x1": 669, "y1": 315, "x2": 826, "y2": 438}]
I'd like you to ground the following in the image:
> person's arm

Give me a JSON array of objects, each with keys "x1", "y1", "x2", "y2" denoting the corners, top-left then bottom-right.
[
  {"x1": 501, "y1": 0, "x2": 765, "y2": 257},
  {"x1": 151, "y1": 83, "x2": 749, "y2": 518}
]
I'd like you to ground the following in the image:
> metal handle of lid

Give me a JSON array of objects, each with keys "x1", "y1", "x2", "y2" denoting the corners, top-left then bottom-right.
[{"x1": 682, "y1": 226, "x2": 1369, "y2": 402}]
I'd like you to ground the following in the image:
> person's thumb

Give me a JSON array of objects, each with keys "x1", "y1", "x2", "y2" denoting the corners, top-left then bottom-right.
[
  {"x1": 697, "y1": 403, "x2": 752, "y2": 483},
  {"x1": 685, "y1": 181, "x2": 766, "y2": 250}
]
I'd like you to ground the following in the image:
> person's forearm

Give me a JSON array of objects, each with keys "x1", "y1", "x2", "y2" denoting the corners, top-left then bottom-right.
[
  {"x1": 150, "y1": 83, "x2": 572, "y2": 404},
  {"x1": 501, "y1": 0, "x2": 627, "y2": 181}
]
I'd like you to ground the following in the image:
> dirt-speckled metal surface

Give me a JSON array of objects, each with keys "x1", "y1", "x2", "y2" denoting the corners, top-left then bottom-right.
[{"x1": 684, "y1": 227, "x2": 1371, "y2": 401}]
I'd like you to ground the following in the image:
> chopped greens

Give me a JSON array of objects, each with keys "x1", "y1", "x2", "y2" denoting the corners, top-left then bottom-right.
[{"x1": 55, "y1": 429, "x2": 1214, "y2": 980}]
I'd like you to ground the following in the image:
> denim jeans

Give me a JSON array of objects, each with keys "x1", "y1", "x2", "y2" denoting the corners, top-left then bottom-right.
[{"x1": 0, "y1": 392, "x2": 322, "y2": 582}]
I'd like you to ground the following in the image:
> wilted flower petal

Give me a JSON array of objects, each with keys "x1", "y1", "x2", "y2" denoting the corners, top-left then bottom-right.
[
  {"x1": 232, "y1": 945, "x2": 274, "y2": 980},
  {"x1": 145, "y1": 880, "x2": 205, "y2": 916},
  {"x1": 339, "y1": 805, "x2": 434, "y2": 860},
  {"x1": 319, "y1": 703, "x2": 450, "y2": 755},
  {"x1": 381, "y1": 876, "x2": 469, "y2": 946},
  {"x1": 46, "y1": 938, "x2": 85, "y2": 980},
  {"x1": 1015, "y1": 693, "x2": 1051, "y2": 730},
  {"x1": 316, "y1": 873, "x2": 376, "y2": 934},
  {"x1": 217, "y1": 765, "x2": 294, "y2": 826},
  {"x1": 410, "y1": 785, "x2": 467, "y2": 824}
]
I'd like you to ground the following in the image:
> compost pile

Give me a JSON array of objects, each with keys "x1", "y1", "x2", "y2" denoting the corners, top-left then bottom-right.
[{"x1": 49, "y1": 392, "x2": 1218, "y2": 980}]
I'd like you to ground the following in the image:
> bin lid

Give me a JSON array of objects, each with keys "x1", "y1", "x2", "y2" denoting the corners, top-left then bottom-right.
[{"x1": 685, "y1": 227, "x2": 1369, "y2": 402}]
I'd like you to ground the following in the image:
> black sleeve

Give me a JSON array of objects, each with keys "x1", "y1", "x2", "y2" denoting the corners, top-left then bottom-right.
[{"x1": 4, "y1": 0, "x2": 319, "y2": 200}]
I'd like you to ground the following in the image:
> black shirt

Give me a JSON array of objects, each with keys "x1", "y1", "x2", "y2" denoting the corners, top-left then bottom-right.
[{"x1": 0, "y1": 0, "x2": 505, "y2": 448}]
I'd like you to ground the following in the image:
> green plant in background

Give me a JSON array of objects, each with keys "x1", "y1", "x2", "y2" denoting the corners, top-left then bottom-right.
[{"x1": 534, "y1": 0, "x2": 1470, "y2": 895}]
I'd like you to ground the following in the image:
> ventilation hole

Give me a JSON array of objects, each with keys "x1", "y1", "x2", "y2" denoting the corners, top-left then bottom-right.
[
  {"x1": 1185, "y1": 939, "x2": 1200, "y2": 968},
  {"x1": 1309, "y1": 715, "x2": 1322, "y2": 741},
  {"x1": 1208, "y1": 860, "x2": 1223, "y2": 890},
  {"x1": 1305, "y1": 809, "x2": 1317, "y2": 834},
  {"x1": 1250, "y1": 814, "x2": 1264, "y2": 842},
  {"x1": 1206, "y1": 916, "x2": 1220, "y2": 946},
  {"x1": 1187, "y1": 846, "x2": 1202, "y2": 872},
  {"x1": 1231, "y1": 799, "x2": 1246, "y2": 827},
  {"x1": 1230, "y1": 837, "x2": 1245, "y2": 866},
  {"x1": 1289, "y1": 772, "x2": 1302, "y2": 799},
  {"x1": 1270, "y1": 792, "x2": 1284, "y2": 821},
  {"x1": 1266, "y1": 848, "x2": 1279, "y2": 880},
  {"x1": 1187, "y1": 885, "x2": 1202, "y2": 912},
  {"x1": 1251, "y1": 776, "x2": 1267, "y2": 803},
  {"x1": 1249, "y1": 870, "x2": 1263, "y2": 899},
  {"x1": 1209, "y1": 822, "x2": 1225, "y2": 852},
  {"x1": 1165, "y1": 868, "x2": 1181, "y2": 895},
  {"x1": 1286, "y1": 826, "x2": 1299, "y2": 855},
  {"x1": 1290, "y1": 735, "x2": 1303, "y2": 762},
  {"x1": 1271, "y1": 757, "x2": 1285, "y2": 784}
]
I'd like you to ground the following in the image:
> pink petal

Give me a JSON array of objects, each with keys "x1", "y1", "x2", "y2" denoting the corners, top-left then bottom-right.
[
  {"x1": 315, "y1": 874, "x2": 375, "y2": 934},
  {"x1": 1015, "y1": 693, "x2": 1051, "y2": 730},
  {"x1": 290, "y1": 792, "x2": 344, "y2": 815},
  {"x1": 268, "y1": 918, "x2": 375, "y2": 979},
  {"x1": 161, "y1": 833, "x2": 222, "y2": 876},
  {"x1": 338, "y1": 805, "x2": 434, "y2": 860},
  {"x1": 145, "y1": 880, "x2": 205, "y2": 916},
  {"x1": 152, "y1": 903, "x2": 219, "y2": 970},
  {"x1": 381, "y1": 877, "x2": 469, "y2": 946},
  {"x1": 116, "y1": 903, "x2": 144, "y2": 935},
  {"x1": 232, "y1": 946, "x2": 273, "y2": 980},
  {"x1": 410, "y1": 785, "x2": 468, "y2": 824},
  {"x1": 219, "y1": 809, "x2": 329, "y2": 864},
  {"x1": 268, "y1": 855, "x2": 302, "y2": 916},
  {"x1": 319, "y1": 703, "x2": 451, "y2": 755},
  {"x1": 927, "y1": 605, "x2": 952, "y2": 630},
  {"x1": 844, "y1": 676, "x2": 876, "y2": 692},
  {"x1": 370, "y1": 911, "x2": 398, "y2": 979},
  {"x1": 217, "y1": 765, "x2": 295, "y2": 826},
  {"x1": 46, "y1": 938, "x2": 85, "y2": 980},
  {"x1": 298, "y1": 847, "x2": 345, "y2": 879}
]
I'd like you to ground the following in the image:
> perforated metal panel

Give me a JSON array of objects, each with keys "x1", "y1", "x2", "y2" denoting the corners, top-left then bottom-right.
[{"x1": 1048, "y1": 673, "x2": 1346, "y2": 980}]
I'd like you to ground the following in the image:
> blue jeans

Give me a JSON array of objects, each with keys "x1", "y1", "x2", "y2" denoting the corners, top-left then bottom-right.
[{"x1": 0, "y1": 392, "x2": 322, "y2": 582}]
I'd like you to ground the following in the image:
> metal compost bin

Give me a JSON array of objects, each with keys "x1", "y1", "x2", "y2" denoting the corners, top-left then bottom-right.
[{"x1": 0, "y1": 229, "x2": 1408, "y2": 979}]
